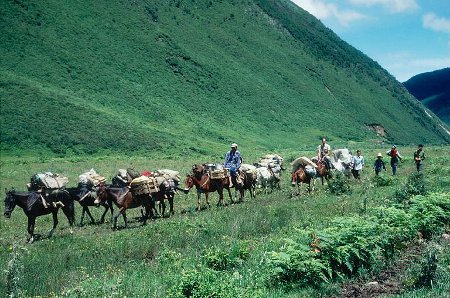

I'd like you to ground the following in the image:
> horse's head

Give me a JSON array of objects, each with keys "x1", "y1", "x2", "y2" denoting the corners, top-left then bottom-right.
[
  {"x1": 93, "y1": 184, "x2": 107, "y2": 204},
  {"x1": 4, "y1": 188, "x2": 16, "y2": 218},
  {"x1": 183, "y1": 175, "x2": 194, "y2": 193}
]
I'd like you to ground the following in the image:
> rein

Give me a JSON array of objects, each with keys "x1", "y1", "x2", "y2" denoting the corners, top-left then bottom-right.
[{"x1": 79, "y1": 191, "x2": 91, "y2": 202}]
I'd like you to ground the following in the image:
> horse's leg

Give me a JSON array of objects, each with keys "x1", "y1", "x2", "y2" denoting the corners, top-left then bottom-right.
[
  {"x1": 226, "y1": 187, "x2": 234, "y2": 205},
  {"x1": 84, "y1": 205, "x2": 96, "y2": 225},
  {"x1": 217, "y1": 188, "x2": 224, "y2": 207},
  {"x1": 162, "y1": 199, "x2": 167, "y2": 217},
  {"x1": 168, "y1": 194, "x2": 174, "y2": 215},
  {"x1": 27, "y1": 217, "x2": 36, "y2": 243},
  {"x1": 99, "y1": 205, "x2": 109, "y2": 224},
  {"x1": 205, "y1": 192, "x2": 211, "y2": 209},
  {"x1": 142, "y1": 206, "x2": 150, "y2": 225},
  {"x1": 239, "y1": 186, "x2": 244, "y2": 203},
  {"x1": 79, "y1": 207, "x2": 86, "y2": 226},
  {"x1": 122, "y1": 211, "x2": 128, "y2": 228},
  {"x1": 61, "y1": 204, "x2": 75, "y2": 236},
  {"x1": 106, "y1": 202, "x2": 114, "y2": 224},
  {"x1": 197, "y1": 193, "x2": 202, "y2": 211},
  {"x1": 112, "y1": 207, "x2": 125, "y2": 230},
  {"x1": 48, "y1": 211, "x2": 59, "y2": 238}
]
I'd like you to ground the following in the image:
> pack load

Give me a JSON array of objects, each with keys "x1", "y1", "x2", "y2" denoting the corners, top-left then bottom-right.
[
  {"x1": 78, "y1": 168, "x2": 106, "y2": 187},
  {"x1": 28, "y1": 172, "x2": 69, "y2": 191},
  {"x1": 240, "y1": 163, "x2": 257, "y2": 180},
  {"x1": 129, "y1": 176, "x2": 159, "y2": 195},
  {"x1": 154, "y1": 169, "x2": 181, "y2": 183},
  {"x1": 204, "y1": 163, "x2": 229, "y2": 179},
  {"x1": 259, "y1": 154, "x2": 284, "y2": 168},
  {"x1": 112, "y1": 168, "x2": 140, "y2": 187},
  {"x1": 304, "y1": 165, "x2": 317, "y2": 177},
  {"x1": 291, "y1": 157, "x2": 318, "y2": 172}
]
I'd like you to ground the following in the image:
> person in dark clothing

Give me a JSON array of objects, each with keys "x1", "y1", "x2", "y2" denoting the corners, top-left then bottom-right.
[
  {"x1": 413, "y1": 144, "x2": 425, "y2": 173},
  {"x1": 373, "y1": 152, "x2": 386, "y2": 175}
]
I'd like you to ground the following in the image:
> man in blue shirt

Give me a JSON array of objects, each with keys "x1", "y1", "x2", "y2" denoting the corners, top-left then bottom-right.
[{"x1": 224, "y1": 143, "x2": 242, "y2": 187}]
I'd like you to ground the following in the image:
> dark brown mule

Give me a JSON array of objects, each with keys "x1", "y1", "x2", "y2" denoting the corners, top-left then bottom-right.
[
  {"x1": 67, "y1": 186, "x2": 113, "y2": 226},
  {"x1": 94, "y1": 185, "x2": 153, "y2": 230},
  {"x1": 183, "y1": 164, "x2": 234, "y2": 211},
  {"x1": 4, "y1": 188, "x2": 75, "y2": 243},
  {"x1": 291, "y1": 167, "x2": 315, "y2": 195}
]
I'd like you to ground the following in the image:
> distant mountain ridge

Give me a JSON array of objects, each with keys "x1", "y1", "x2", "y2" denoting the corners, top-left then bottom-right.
[
  {"x1": 1, "y1": 0, "x2": 448, "y2": 156},
  {"x1": 403, "y1": 68, "x2": 450, "y2": 125}
]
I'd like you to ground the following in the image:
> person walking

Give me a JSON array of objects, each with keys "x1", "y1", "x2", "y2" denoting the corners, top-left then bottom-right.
[
  {"x1": 413, "y1": 144, "x2": 425, "y2": 173},
  {"x1": 386, "y1": 145, "x2": 403, "y2": 175},
  {"x1": 373, "y1": 152, "x2": 386, "y2": 175},
  {"x1": 351, "y1": 150, "x2": 365, "y2": 181}
]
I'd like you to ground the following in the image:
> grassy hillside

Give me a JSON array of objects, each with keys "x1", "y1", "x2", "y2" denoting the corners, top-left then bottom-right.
[
  {"x1": 403, "y1": 68, "x2": 450, "y2": 125},
  {"x1": 1, "y1": 0, "x2": 449, "y2": 157}
]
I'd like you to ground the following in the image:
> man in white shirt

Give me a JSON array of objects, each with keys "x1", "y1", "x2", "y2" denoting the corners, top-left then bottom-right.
[
  {"x1": 351, "y1": 150, "x2": 365, "y2": 180},
  {"x1": 317, "y1": 138, "x2": 332, "y2": 170}
]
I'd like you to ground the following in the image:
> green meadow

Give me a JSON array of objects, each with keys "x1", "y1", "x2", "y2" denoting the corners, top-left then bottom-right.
[{"x1": 1, "y1": 145, "x2": 448, "y2": 297}]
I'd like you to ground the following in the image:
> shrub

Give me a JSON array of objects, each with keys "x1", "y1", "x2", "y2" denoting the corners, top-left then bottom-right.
[
  {"x1": 202, "y1": 241, "x2": 250, "y2": 271},
  {"x1": 167, "y1": 267, "x2": 262, "y2": 298},
  {"x1": 327, "y1": 172, "x2": 352, "y2": 195},
  {"x1": 372, "y1": 174, "x2": 394, "y2": 187},
  {"x1": 408, "y1": 194, "x2": 450, "y2": 239},
  {"x1": 394, "y1": 173, "x2": 427, "y2": 204}
]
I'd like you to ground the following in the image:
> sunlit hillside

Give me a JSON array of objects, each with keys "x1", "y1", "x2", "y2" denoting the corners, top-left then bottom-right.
[{"x1": 1, "y1": 0, "x2": 449, "y2": 157}]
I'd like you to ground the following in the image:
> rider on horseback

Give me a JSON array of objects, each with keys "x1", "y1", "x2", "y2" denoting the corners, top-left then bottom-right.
[
  {"x1": 318, "y1": 137, "x2": 333, "y2": 170},
  {"x1": 224, "y1": 143, "x2": 242, "y2": 187}
]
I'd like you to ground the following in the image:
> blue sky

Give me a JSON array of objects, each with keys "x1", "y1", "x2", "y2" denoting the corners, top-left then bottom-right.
[{"x1": 290, "y1": 0, "x2": 450, "y2": 82}]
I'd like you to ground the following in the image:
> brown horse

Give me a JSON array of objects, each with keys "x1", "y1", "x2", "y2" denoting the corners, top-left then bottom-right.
[
  {"x1": 94, "y1": 185, "x2": 154, "y2": 230},
  {"x1": 316, "y1": 160, "x2": 332, "y2": 185},
  {"x1": 4, "y1": 188, "x2": 75, "y2": 243},
  {"x1": 291, "y1": 167, "x2": 315, "y2": 195},
  {"x1": 183, "y1": 164, "x2": 234, "y2": 211}
]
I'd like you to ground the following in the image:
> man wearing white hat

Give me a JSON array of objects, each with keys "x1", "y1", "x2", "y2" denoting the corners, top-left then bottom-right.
[{"x1": 224, "y1": 143, "x2": 242, "y2": 187}]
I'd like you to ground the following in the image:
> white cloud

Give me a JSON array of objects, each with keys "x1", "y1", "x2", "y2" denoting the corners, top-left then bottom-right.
[
  {"x1": 423, "y1": 13, "x2": 450, "y2": 34},
  {"x1": 348, "y1": 0, "x2": 419, "y2": 13},
  {"x1": 291, "y1": 0, "x2": 367, "y2": 26}
]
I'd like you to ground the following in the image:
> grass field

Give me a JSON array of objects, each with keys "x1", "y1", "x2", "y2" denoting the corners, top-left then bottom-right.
[{"x1": 0, "y1": 145, "x2": 449, "y2": 297}]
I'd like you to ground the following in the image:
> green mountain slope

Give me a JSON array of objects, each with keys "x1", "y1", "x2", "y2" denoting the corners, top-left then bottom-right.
[
  {"x1": 403, "y1": 68, "x2": 450, "y2": 125},
  {"x1": 1, "y1": 0, "x2": 449, "y2": 156}
]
